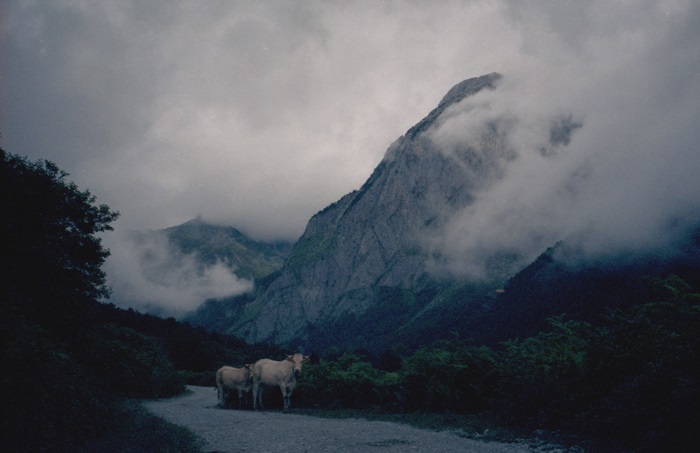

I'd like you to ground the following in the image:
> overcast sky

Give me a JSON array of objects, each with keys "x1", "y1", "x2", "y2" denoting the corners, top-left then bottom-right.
[
  {"x1": 4, "y1": 1, "x2": 700, "y2": 314},
  {"x1": 4, "y1": 0, "x2": 698, "y2": 242}
]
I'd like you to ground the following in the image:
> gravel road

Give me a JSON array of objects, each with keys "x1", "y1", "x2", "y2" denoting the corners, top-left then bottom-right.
[{"x1": 143, "y1": 386, "x2": 570, "y2": 453}]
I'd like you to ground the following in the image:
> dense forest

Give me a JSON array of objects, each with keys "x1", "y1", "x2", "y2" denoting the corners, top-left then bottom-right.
[{"x1": 2, "y1": 149, "x2": 699, "y2": 452}]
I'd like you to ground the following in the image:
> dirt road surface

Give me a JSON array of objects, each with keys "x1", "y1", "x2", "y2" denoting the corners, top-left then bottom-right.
[{"x1": 143, "y1": 386, "x2": 570, "y2": 452}]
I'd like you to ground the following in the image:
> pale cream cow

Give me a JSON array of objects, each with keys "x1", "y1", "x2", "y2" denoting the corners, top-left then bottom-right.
[
  {"x1": 216, "y1": 364, "x2": 253, "y2": 408},
  {"x1": 252, "y1": 353, "x2": 310, "y2": 411}
]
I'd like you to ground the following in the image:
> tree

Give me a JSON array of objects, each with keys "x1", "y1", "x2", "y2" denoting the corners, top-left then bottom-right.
[{"x1": 1, "y1": 149, "x2": 119, "y2": 327}]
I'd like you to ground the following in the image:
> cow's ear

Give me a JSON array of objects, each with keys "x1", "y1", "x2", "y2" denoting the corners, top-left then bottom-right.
[
  {"x1": 286, "y1": 356, "x2": 294, "y2": 362},
  {"x1": 303, "y1": 355, "x2": 310, "y2": 363}
]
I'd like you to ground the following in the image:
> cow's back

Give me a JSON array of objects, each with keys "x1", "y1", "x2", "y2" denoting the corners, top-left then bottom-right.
[
  {"x1": 218, "y1": 366, "x2": 251, "y2": 389},
  {"x1": 253, "y1": 359, "x2": 292, "y2": 385}
]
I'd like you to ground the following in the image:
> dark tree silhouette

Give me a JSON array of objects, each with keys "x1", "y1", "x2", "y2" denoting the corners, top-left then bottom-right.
[{"x1": 1, "y1": 149, "x2": 119, "y2": 327}]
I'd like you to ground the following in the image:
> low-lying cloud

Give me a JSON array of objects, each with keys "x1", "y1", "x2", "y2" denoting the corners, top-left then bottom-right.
[
  {"x1": 103, "y1": 231, "x2": 253, "y2": 318},
  {"x1": 424, "y1": 8, "x2": 700, "y2": 279}
]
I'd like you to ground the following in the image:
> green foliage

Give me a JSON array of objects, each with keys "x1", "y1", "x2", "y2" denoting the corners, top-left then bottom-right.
[
  {"x1": 295, "y1": 276, "x2": 700, "y2": 451},
  {"x1": 1, "y1": 150, "x2": 119, "y2": 321},
  {"x1": 502, "y1": 316, "x2": 592, "y2": 380},
  {"x1": 0, "y1": 322, "x2": 202, "y2": 452},
  {"x1": 296, "y1": 353, "x2": 402, "y2": 409},
  {"x1": 402, "y1": 339, "x2": 498, "y2": 412},
  {"x1": 581, "y1": 289, "x2": 700, "y2": 450},
  {"x1": 483, "y1": 317, "x2": 593, "y2": 433},
  {"x1": 645, "y1": 273, "x2": 700, "y2": 303},
  {"x1": 0, "y1": 319, "x2": 115, "y2": 452},
  {"x1": 495, "y1": 317, "x2": 592, "y2": 409},
  {"x1": 0, "y1": 150, "x2": 216, "y2": 451},
  {"x1": 80, "y1": 324, "x2": 185, "y2": 398}
]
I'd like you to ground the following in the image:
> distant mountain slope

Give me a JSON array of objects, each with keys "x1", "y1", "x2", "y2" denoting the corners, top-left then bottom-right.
[
  {"x1": 158, "y1": 217, "x2": 292, "y2": 280},
  {"x1": 471, "y1": 233, "x2": 700, "y2": 344},
  {"x1": 108, "y1": 218, "x2": 292, "y2": 318}
]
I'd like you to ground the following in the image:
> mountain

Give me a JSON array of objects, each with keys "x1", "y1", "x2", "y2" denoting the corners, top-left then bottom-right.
[
  {"x1": 108, "y1": 218, "x2": 293, "y2": 318},
  {"x1": 127, "y1": 217, "x2": 292, "y2": 281},
  {"x1": 467, "y1": 235, "x2": 700, "y2": 344},
  {"x1": 188, "y1": 73, "x2": 699, "y2": 353},
  {"x1": 207, "y1": 74, "x2": 512, "y2": 347},
  {"x1": 158, "y1": 217, "x2": 293, "y2": 280}
]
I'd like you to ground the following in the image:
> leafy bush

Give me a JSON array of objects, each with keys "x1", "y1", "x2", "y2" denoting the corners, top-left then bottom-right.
[
  {"x1": 0, "y1": 151, "x2": 207, "y2": 450},
  {"x1": 80, "y1": 324, "x2": 185, "y2": 398},
  {"x1": 493, "y1": 317, "x2": 594, "y2": 423},
  {"x1": 401, "y1": 339, "x2": 497, "y2": 412},
  {"x1": 0, "y1": 320, "x2": 119, "y2": 452},
  {"x1": 582, "y1": 293, "x2": 700, "y2": 450},
  {"x1": 297, "y1": 353, "x2": 402, "y2": 409},
  {"x1": 295, "y1": 276, "x2": 700, "y2": 451}
]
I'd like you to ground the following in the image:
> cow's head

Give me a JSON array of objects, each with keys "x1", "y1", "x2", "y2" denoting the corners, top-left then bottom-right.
[{"x1": 287, "y1": 353, "x2": 311, "y2": 377}]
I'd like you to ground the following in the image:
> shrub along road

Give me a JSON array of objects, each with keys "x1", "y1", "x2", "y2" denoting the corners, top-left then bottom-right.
[{"x1": 143, "y1": 386, "x2": 572, "y2": 452}]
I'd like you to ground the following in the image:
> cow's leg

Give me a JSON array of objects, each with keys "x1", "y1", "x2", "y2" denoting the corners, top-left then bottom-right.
[
  {"x1": 218, "y1": 387, "x2": 227, "y2": 408},
  {"x1": 280, "y1": 384, "x2": 290, "y2": 411},
  {"x1": 287, "y1": 385, "x2": 295, "y2": 411},
  {"x1": 241, "y1": 389, "x2": 249, "y2": 409},
  {"x1": 238, "y1": 389, "x2": 249, "y2": 409},
  {"x1": 253, "y1": 383, "x2": 259, "y2": 409},
  {"x1": 253, "y1": 383, "x2": 265, "y2": 410}
]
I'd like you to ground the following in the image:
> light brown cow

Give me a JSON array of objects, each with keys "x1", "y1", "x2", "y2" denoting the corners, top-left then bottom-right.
[
  {"x1": 252, "y1": 353, "x2": 310, "y2": 411},
  {"x1": 216, "y1": 364, "x2": 253, "y2": 408}
]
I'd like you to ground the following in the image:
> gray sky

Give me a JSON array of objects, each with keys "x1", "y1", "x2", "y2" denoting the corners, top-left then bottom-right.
[
  {"x1": 3, "y1": 0, "x2": 507, "y2": 240},
  {"x1": 4, "y1": 1, "x2": 698, "y2": 241},
  {"x1": 4, "y1": 1, "x2": 700, "y2": 314}
]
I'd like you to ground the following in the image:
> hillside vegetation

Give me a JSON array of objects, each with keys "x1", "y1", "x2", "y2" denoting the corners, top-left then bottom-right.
[{"x1": 294, "y1": 276, "x2": 700, "y2": 451}]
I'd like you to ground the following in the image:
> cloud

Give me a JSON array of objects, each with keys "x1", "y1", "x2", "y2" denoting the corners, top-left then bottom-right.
[
  {"x1": 424, "y1": 0, "x2": 700, "y2": 279},
  {"x1": 103, "y1": 230, "x2": 252, "y2": 317},
  {"x1": 4, "y1": 0, "x2": 508, "y2": 241}
]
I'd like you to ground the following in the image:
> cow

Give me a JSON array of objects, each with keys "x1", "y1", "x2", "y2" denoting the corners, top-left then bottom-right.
[
  {"x1": 216, "y1": 364, "x2": 253, "y2": 409},
  {"x1": 252, "y1": 353, "x2": 310, "y2": 411}
]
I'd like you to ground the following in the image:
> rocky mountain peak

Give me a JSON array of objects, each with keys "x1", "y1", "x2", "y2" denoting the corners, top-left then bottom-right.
[
  {"x1": 439, "y1": 72, "x2": 501, "y2": 106},
  {"x1": 216, "y1": 73, "x2": 508, "y2": 348},
  {"x1": 404, "y1": 72, "x2": 501, "y2": 141}
]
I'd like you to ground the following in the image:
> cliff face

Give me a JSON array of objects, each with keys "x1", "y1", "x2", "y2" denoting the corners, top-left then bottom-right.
[{"x1": 228, "y1": 73, "x2": 510, "y2": 345}]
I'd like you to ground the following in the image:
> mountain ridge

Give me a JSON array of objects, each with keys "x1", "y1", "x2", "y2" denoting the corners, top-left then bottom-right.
[
  {"x1": 159, "y1": 217, "x2": 293, "y2": 280},
  {"x1": 221, "y1": 73, "x2": 510, "y2": 347}
]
